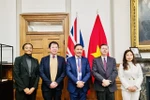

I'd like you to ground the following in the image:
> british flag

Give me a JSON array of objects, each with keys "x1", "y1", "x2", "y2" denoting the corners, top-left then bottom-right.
[{"x1": 67, "y1": 17, "x2": 85, "y2": 58}]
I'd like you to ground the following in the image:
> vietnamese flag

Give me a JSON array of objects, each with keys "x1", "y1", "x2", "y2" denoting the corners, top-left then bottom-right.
[{"x1": 87, "y1": 14, "x2": 108, "y2": 82}]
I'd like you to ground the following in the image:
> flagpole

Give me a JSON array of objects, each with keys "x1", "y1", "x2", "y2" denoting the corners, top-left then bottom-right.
[
  {"x1": 76, "y1": 12, "x2": 78, "y2": 18},
  {"x1": 97, "y1": 9, "x2": 99, "y2": 15},
  {"x1": 76, "y1": 12, "x2": 79, "y2": 43}
]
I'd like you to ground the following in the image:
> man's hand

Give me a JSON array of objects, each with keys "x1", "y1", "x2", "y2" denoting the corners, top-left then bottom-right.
[
  {"x1": 102, "y1": 79, "x2": 111, "y2": 87},
  {"x1": 53, "y1": 82, "x2": 58, "y2": 87},
  {"x1": 76, "y1": 81, "x2": 84, "y2": 88},
  {"x1": 50, "y1": 82, "x2": 58, "y2": 88}
]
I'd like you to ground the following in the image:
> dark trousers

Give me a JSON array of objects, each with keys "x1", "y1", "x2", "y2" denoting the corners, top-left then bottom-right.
[
  {"x1": 96, "y1": 87, "x2": 114, "y2": 100},
  {"x1": 42, "y1": 89, "x2": 62, "y2": 100},
  {"x1": 70, "y1": 88, "x2": 86, "y2": 100},
  {"x1": 15, "y1": 89, "x2": 37, "y2": 100}
]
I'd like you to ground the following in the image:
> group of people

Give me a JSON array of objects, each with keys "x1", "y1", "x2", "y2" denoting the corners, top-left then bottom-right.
[{"x1": 13, "y1": 41, "x2": 143, "y2": 100}]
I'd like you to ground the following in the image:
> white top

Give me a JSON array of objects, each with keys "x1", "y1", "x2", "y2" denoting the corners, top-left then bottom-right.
[{"x1": 118, "y1": 62, "x2": 143, "y2": 91}]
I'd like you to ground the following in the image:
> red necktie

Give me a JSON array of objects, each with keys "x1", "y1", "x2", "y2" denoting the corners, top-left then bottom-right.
[{"x1": 103, "y1": 58, "x2": 107, "y2": 71}]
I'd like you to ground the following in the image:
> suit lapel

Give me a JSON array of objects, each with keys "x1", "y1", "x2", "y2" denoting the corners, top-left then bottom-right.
[
  {"x1": 56, "y1": 56, "x2": 60, "y2": 78},
  {"x1": 81, "y1": 57, "x2": 85, "y2": 74},
  {"x1": 106, "y1": 57, "x2": 112, "y2": 74},
  {"x1": 47, "y1": 56, "x2": 51, "y2": 79},
  {"x1": 31, "y1": 58, "x2": 35, "y2": 74},
  {"x1": 72, "y1": 56, "x2": 77, "y2": 75},
  {"x1": 22, "y1": 56, "x2": 29, "y2": 74},
  {"x1": 106, "y1": 57, "x2": 109, "y2": 71},
  {"x1": 99, "y1": 57, "x2": 106, "y2": 72}
]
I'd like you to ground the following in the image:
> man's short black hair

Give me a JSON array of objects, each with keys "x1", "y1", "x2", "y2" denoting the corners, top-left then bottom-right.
[
  {"x1": 74, "y1": 44, "x2": 83, "y2": 49},
  {"x1": 22, "y1": 43, "x2": 33, "y2": 50},
  {"x1": 49, "y1": 41, "x2": 59, "y2": 48},
  {"x1": 100, "y1": 44, "x2": 108, "y2": 48}
]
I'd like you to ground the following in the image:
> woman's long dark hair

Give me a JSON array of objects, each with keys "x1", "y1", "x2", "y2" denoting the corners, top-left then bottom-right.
[{"x1": 123, "y1": 49, "x2": 136, "y2": 70}]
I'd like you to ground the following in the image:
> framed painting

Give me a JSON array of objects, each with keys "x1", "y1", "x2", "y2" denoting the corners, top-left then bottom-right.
[{"x1": 131, "y1": 0, "x2": 150, "y2": 51}]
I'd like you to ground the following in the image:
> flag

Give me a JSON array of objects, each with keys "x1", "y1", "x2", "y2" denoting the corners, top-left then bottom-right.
[
  {"x1": 87, "y1": 15, "x2": 108, "y2": 81},
  {"x1": 67, "y1": 17, "x2": 85, "y2": 58}
]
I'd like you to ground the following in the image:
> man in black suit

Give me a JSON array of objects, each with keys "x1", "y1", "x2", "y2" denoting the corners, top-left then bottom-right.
[
  {"x1": 13, "y1": 43, "x2": 39, "y2": 100},
  {"x1": 92, "y1": 44, "x2": 118, "y2": 100},
  {"x1": 39, "y1": 41, "x2": 66, "y2": 100}
]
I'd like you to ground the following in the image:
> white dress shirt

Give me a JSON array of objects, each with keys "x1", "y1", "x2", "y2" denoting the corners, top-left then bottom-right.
[{"x1": 75, "y1": 56, "x2": 82, "y2": 81}]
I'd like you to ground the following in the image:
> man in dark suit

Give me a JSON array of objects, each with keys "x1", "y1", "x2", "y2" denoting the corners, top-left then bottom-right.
[
  {"x1": 92, "y1": 44, "x2": 118, "y2": 100},
  {"x1": 39, "y1": 41, "x2": 66, "y2": 100},
  {"x1": 13, "y1": 43, "x2": 39, "y2": 100},
  {"x1": 66, "y1": 44, "x2": 91, "y2": 100}
]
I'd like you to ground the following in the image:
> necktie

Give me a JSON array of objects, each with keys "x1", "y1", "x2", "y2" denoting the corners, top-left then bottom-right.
[
  {"x1": 50, "y1": 55, "x2": 58, "y2": 82},
  {"x1": 77, "y1": 58, "x2": 81, "y2": 72},
  {"x1": 53, "y1": 55, "x2": 55, "y2": 58},
  {"x1": 103, "y1": 58, "x2": 107, "y2": 71},
  {"x1": 77, "y1": 57, "x2": 82, "y2": 80}
]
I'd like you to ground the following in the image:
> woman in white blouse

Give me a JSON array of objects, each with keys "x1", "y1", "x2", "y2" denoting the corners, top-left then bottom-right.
[{"x1": 118, "y1": 49, "x2": 143, "y2": 100}]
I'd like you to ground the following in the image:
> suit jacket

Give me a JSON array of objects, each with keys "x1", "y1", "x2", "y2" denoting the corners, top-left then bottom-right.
[
  {"x1": 13, "y1": 54, "x2": 39, "y2": 91},
  {"x1": 92, "y1": 56, "x2": 118, "y2": 92},
  {"x1": 39, "y1": 55, "x2": 66, "y2": 91},
  {"x1": 118, "y1": 63, "x2": 143, "y2": 91},
  {"x1": 66, "y1": 56, "x2": 91, "y2": 93}
]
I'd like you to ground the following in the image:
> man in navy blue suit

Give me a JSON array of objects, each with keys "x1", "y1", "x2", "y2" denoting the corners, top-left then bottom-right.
[
  {"x1": 39, "y1": 41, "x2": 66, "y2": 100},
  {"x1": 66, "y1": 44, "x2": 91, "y2": 100}
]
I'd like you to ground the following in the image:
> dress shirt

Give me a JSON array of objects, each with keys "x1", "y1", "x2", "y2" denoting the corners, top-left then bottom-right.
[{"x1": 75, "y1": 56, "x2": 82, "y2": 81}]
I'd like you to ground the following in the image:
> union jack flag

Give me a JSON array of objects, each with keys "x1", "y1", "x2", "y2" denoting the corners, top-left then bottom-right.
[{"x1": 67, "y1": 17, "x2": 85, "y2": 58}]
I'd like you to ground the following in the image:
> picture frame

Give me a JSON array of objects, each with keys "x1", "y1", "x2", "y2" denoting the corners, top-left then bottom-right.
[
  {"x1": 131, "y1": 0, "x2": 150, "y2": 51},
  {"x1": 130, "y1": 47, "x2": 142, "y2": 59}
]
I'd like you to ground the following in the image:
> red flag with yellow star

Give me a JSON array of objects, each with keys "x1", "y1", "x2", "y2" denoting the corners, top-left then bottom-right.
[{"x1": 87, "y1": 14, "x2": 108, "y2": 81}]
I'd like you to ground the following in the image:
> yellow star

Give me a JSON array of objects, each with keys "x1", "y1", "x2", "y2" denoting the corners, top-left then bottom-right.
[{"x1": 91, "y1": 46, "x2": 101, "y2": 58}]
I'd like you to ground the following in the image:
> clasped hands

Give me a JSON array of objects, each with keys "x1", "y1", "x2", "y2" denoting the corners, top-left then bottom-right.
[
  {"x1": 102, "y1": 79, "x2": 111, "y2": 87},
  {"x1": 127, "y1": 86, "x2": 138, "y2": 92},
  {"x1": 50, "y1": 82, "x2": 58, "y2": 89},
  {"x1": 24, "y1": 87, "x2": 35, "y2": 95},
  {"x1": 76, "y1": 81, "x2": 84, "y2": 88}
]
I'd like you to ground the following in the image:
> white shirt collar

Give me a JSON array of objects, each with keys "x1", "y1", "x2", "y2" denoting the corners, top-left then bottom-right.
[
  {"x1": 75, "y1": 55, "x2": 81, "y2": 59},
  {"x1": 50, "y1": 54, "x2": 57, "y2": 58},
  {"x1": 101, "y1": 56, "x2": 107, "y2": 61}
]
